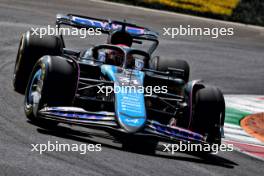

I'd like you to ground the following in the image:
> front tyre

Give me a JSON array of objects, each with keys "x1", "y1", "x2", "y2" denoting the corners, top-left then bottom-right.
[
  {"x1": 24, "y1": 56, "x2": 78, "y2": 125},
  {"x1": 192, "y1": 87, "x2": 225, "y2": 147},
  {"x1": 13, "y1": 31, "x2": 63, "y2": 94}
]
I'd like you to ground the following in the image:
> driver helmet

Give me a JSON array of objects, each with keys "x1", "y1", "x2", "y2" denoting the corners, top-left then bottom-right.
[
  {"x1": 105, "y1": 31, "x2": 133, "y2": 66},
  {"x1": 107, "y1": 31, "x2": 133, "y2": 47}
]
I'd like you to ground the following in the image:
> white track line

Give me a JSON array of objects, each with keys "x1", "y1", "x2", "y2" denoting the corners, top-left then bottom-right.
[{"x1": 225, "y1": 95, "x2": 264, "y2": 113}]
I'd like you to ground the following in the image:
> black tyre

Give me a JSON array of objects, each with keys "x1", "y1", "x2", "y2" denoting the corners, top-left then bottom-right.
[
  {"x1": 192, "y1": 87, "x2": 225, "y2": 146},
  {"x1": 13, "y1": 31, "x2": 63, "y2": 94},
  {"x1": 24, "y1": 56, "x2": 78, "y2": 125},
  {"x1": 157, "y1": 59, "x2": 190, "y2": 82}
]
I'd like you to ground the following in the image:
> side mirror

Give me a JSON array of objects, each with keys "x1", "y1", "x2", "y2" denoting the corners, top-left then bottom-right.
[{"x1": 149, "y1": 56, "x2": 160, "y2": 70}]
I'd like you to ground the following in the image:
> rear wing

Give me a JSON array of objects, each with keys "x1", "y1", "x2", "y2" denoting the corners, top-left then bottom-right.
[
  {"x1": 56, "y1": 14, "x2": 158, "y2": 39},
  {"x1": 56, "y1": 14, "x2": 159, "y2": 54}
]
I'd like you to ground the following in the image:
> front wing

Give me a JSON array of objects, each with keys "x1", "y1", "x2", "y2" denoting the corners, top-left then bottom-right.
[{"x1": 39, "y1": 107, "x2": 206, "y2": 144}]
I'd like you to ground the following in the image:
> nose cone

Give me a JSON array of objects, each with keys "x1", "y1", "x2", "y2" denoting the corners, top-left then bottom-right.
[
  {"x1": 100, "y1": 64, "x2": 146, "y2": 133},
  {"x1": 118, "y1": 113, "x2": 146, "y2": 133},
  {"x1": 115, "y1": 90, "x2": 147, "y2": 133}
]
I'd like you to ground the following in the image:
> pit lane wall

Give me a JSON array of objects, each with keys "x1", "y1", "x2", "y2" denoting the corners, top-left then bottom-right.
[{"x1": 106, "y1": 0, "x2": 264, "y2": 26}]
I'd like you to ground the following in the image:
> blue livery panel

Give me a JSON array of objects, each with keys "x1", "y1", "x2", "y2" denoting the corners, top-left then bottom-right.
[{"x1": 101, "y1": 65, "x2": 146, "y2": 132}]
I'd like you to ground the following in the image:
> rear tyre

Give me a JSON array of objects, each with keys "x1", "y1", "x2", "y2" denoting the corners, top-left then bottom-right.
[
  {"x1": 24, "y1": 56, "x2": 78, "y2": 126},
  {"x1": 192, "y1": 87, "x2": 225, "y2": 148},
  {"x1": 158, "y1": 59, "x2": 190, "y2": 82},
  {"x1": 13, "y1": 31, "x2": 63, "y2": 94}
]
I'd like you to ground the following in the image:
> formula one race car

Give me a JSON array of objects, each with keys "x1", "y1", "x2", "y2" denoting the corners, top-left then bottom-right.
[{"x1": 13, "y1": 14, "x2": 225, "y2": 152}]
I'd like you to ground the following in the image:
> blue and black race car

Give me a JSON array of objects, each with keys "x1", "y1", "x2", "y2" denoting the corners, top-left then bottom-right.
[{"x1": 13, "y1": 14, "x2": 225, "y2": 153}]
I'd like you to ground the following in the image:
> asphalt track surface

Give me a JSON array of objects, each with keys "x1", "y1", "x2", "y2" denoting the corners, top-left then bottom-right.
[{"x1": 0, "y1": 0, "x2": 264, "y2": 176}]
